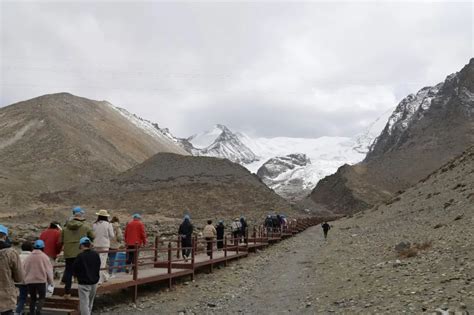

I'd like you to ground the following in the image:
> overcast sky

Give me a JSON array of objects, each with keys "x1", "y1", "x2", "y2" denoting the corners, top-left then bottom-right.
[{"x1": 1, "y1": 1, "x2": 472, "y2": 138}]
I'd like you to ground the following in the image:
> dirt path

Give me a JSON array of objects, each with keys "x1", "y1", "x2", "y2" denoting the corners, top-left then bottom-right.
[{"x1": 97, "y1": 226, "x2": 328, "y2": 314}]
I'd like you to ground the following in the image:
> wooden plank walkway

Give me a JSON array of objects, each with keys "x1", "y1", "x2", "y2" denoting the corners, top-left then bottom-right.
[{"x1": 44, "y1": 217, "x2": 322, "y2": 314}]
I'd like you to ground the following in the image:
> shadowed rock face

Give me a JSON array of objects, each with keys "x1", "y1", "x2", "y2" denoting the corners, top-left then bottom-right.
[
  {"x1": 40, "y1": 153, "x2": 295, "y2": 221},
  {"x1": 0, "y1": 93, "x2": 187, "y2": 211},
  {"x1": 309, "y1": 59, "x2": 474, "y2": 214}
]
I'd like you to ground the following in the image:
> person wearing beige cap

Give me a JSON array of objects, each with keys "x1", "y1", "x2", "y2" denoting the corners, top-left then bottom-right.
[{"x1": 92, "y1": 209, "x2": 115, "y2": 284}]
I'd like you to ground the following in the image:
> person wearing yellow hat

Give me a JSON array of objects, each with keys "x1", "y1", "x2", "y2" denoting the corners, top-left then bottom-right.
[{"x1": 92, "y1": 209, "x2": 115, "y2": 284}]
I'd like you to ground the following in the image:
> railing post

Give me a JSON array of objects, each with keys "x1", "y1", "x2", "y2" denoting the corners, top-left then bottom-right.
[
  {"x1": 132, "y1": 242, "x2": 139, "y2": 303},
  {"x1": 191, "y1": 237, "x2": 195, "y2": 280},
  {"x1": 167, "y1": 242, "x2": 172, "y2": 288},
  {"x1": 224, "y1": 235, "x2": 228, "y2": 267},
  {"x1": 154, "y1": 235, "x2": 159, "y2": 266},
  {"x1": 210, "y1": 238, "x2": 214, "y2": 260},
  {"x1": 177, "y1": 235, "x2": 181, "y2": 259}
]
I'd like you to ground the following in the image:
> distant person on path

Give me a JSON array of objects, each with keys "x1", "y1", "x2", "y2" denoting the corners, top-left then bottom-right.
[
  {"x1": 240, "y1": 216, "x2": 248, "y2": 244},
  {"x1": 60, "y1": 207, "x2": 94, "y2": 299},
  {"x1": 178, "y1": 215, "x2": 193, "y2": 261},
  {"x1": 215, "y1": 220, "x2": 225, "y2": 251},
  {"x1": 92, "y1": 209, "x2": 115, "y2": 284},
  {"x1": 275, "y1": 215, "x2": 282, "y2": 231},
  {"x1": 0, "y1": 225, "x2": 23, "y2": 315},
  {"x1": 321, "y1": 222, "x2": 331, "y2": 240},
  {"x1": 23, "y1": 240, "x2": 54, "y2": 315},
  {"x1": 203, "y1": 220, "x2": 217, "y2": 257},
  {"x1": 108, "y1": 216, "x2": 123, "y2": 276},
  {"x1": 39, "y1": 221, "x2": 62, "y2": 265},
  {"x1": 73, "y1": 237, "x2": 101, "y2": 315},
  {"x1": 15, "y1": 241, "x2": 33, "y2": 315},
  {"x1": 124, "y1": 214, "x2": 147, "y2": 272},
  {"x1": 264, "y1": 215, "x2": 273, "y2": 234},
  {"x1": 231, "y1": 218, "x2": 242, "y2": 245}
]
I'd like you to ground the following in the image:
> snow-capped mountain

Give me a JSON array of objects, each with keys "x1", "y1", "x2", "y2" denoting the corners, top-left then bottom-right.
[
  {"x1": 243, "y1": 135, "x2": 372, "y2": 200},
  {"x1": 187, "y1": 125, "x2": 258, "y2": 164},
  {"x1": 181, "y1": 113, "x2": 391, "y2": 200},
  {"x1": 105, "y1": 100, "x2": 391, "y2": 200},
  {"x1": 309, "y1": 59, "x2": 474, "y2": 214}
]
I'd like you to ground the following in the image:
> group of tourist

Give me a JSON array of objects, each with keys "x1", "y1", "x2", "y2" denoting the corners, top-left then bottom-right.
[
  {"x1": 0, "y1": 207, "x2": 146, "y2": 315},
  {"x1": 264, "y1": 214, "x2": 289, "y2": 232},
  {"x1": 0, "y1": 207, "x2": 298, "y2": 315}
]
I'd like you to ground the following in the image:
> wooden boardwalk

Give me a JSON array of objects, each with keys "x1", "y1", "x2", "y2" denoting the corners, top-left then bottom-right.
[{"x1": 44, "y1": 217, "x2": 321, "y2": 314}]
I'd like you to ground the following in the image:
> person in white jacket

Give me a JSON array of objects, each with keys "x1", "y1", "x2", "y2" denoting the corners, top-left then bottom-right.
[{"x1": 92, "y1": 209, "x2": 115, "y2": 284}]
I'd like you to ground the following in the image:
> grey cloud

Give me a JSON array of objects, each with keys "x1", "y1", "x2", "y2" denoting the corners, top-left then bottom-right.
[{"x1": 1, "y1": 1, "x2": 472, "y2": 138}]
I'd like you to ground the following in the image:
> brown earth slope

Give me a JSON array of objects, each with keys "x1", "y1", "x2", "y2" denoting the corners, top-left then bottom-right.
[
  {"x1": 309, "y1": 58, "x2": 474, "y2": 214},
  {"x1": 39, "y1": 153, "x2": 295, "y2": 222},
  {"x1": 0, "y1": 93, "x2": 187, "y2": 211}
]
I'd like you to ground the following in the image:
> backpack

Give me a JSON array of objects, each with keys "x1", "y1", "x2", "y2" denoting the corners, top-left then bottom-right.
[{"x1": 231, "y1": 221, "x2": 241, "y2": 232}]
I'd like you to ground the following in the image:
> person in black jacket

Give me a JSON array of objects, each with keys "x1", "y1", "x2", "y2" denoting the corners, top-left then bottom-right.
[
  {"x1": 215, "y1": 220, "x2": 225, "y2": 250},
  {"x1": 240, "y1": 217, "x2": 248, "y2": 244},
  {"x1": 73, "y1": 237, "x2": 100, "y2": 315},
  {"x1": 178, "y1": 215, "x2": 194, "y2": 261},
  {"x1": 321, "y1": 222, "x2": 331, "y2": 240}
]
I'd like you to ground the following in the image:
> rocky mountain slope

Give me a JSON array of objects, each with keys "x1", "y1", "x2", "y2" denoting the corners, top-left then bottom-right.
[
  {"x1": 309, "y1": 58, "x2": 474, "y2": 214},
  {"x1": 39, "y1": 153, "x2": 294, "y2": 222},
  {"x1": 0, "y1": 93, "x2": 187, "y2": 211},
  {"x1": 98, "y1": 147, "x2": 474, "y2": 314}
]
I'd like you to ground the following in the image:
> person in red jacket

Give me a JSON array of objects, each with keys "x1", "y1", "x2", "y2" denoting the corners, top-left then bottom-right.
[
  {"x1": 124, "y1": 214, "x2": 147, "y2": 272},
  {"x1": 39, "y1": 222, "x2": 62, "y2": 264}
]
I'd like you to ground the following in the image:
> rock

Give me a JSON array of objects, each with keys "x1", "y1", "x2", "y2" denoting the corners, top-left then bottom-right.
[{"x1": 395, "y1": 242, "x2": 411, "y2": 253}]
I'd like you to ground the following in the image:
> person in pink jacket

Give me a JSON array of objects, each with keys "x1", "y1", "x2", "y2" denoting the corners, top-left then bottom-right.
[{"x1": 23, "y1": 240, "x2": 53, "y2": 315}]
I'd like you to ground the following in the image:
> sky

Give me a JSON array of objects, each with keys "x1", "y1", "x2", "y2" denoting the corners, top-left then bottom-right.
[{"x1": 0, "y1": 1, "x2": 472, "y2": 138}]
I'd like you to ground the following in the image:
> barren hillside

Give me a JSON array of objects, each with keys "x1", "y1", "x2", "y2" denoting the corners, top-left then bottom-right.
[
  {"x1": 0, "y1": 93, "x2": 187, "y2": 211},
  {"x1": 39, "y1": 153, "x2": 295, "y2": 222}
]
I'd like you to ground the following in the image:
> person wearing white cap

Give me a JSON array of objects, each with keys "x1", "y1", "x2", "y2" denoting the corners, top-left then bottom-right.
[
  {"x1": 0, "y1": 224, "x2": 23, "y2": 315},
  {"x1": 92, "y1": 209, "x2": 115, "y2": 284}
]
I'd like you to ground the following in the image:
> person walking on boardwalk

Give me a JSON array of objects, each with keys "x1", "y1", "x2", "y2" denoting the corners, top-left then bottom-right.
[
  {"x1": 264, "y1": 215, "x2": 273, "y2": 234},
  {"x1": 203, "y1": 220, "x2": 217, "y2": 257},
  {"x1": 231, "y1": 218, "x2": 242, "y2": 246},
  {"x1": 240, "y1": 216, "x2": 248, "y2": 244},
  {"x1": 15, "y1": 241, "x2": 33, "y2": 315},
  {"x1": 60, "y1": 207, "x2": 94, "y2": 299},
  {"x1": 92, "y1": 209, "x2": 115, "y2": 284},
  {"x1": 124, "y1": 213, "x2": 147, "y2": 272},
  {"x1": 23, "y1": 240, "x2": 54, "y2": 315},
  {"x1": 178, "y1": 215, "x2": 193, "y2": 261},
  {"x1": 0, "y1": 225, "x2": 23, "y2": 315},
  {"x1": 321, "y1": 222, "x2": 331, "y2": 240},
  {"x1": 108, "y1": 216, "x2": 123, "y2": 277},
  {"x1": 215, "y1": 220, "x2": 225, "y2": 251},
  {"x1": 39, "y1": 221, "x2": 62, "y2": 265},
  {"x1": 73, "y1": 237, "x2": 101, "y2": 315}
]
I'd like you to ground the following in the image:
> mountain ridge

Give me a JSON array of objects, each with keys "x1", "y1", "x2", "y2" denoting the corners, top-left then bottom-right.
[{"x1": 309, "y1": 58, "x2": 474, "y2": 214}]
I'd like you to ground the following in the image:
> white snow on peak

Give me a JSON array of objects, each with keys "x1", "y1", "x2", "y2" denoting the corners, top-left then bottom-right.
[
  {"x1": 386, "y1": 79, "x2": 446, "y2": 135},
  {"x1": 188, "y1": 125, "x2": 227, "y2": 149},
  {"x1": 104, "y1": 102, "x2": 181, "y2": 146}
]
